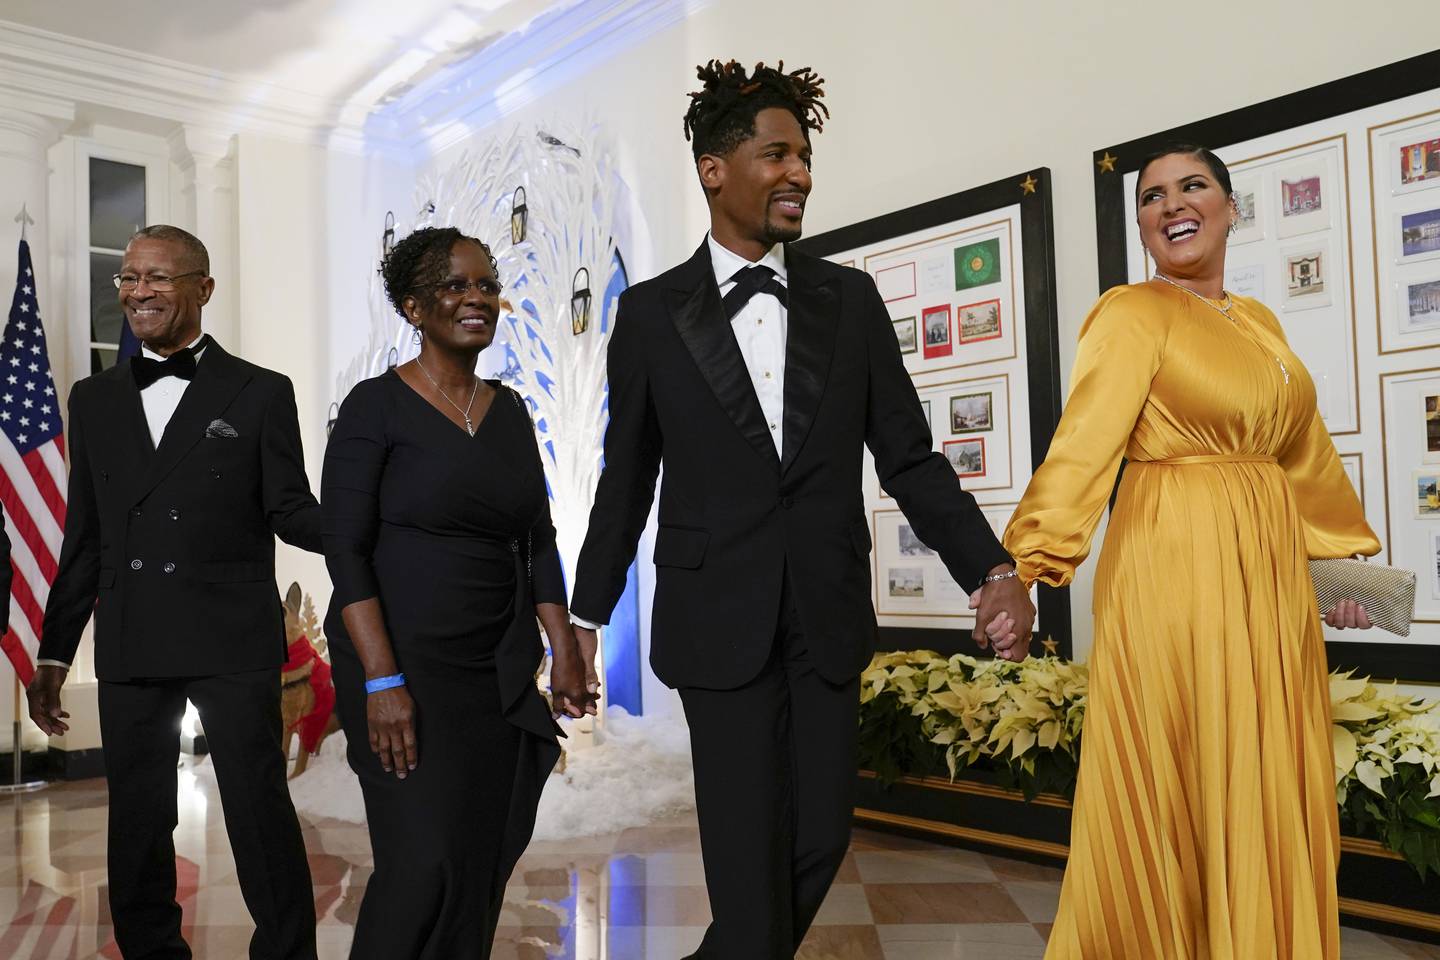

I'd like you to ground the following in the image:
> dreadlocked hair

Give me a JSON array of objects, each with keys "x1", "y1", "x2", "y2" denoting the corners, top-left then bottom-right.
[{"x1": 682, "y1": 59, "x2": 828, "y2": 160}]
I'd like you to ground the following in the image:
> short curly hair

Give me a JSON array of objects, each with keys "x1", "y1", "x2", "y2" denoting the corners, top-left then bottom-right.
[
  {"x1": 380, "y1": 226, "x2": 497, "y2": 318},
  {"x1": 683, "y1": 59, "x2": 828, "y2": 162}
]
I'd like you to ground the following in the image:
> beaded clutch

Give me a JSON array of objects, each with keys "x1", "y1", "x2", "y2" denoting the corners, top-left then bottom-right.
[{"x1": 1310, "y1": 558, "x2": 1416, "y2": 637}]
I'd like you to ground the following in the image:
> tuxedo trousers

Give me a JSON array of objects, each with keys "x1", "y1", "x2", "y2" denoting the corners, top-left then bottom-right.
[
  {"x1": 98, "y1": 669, "x2": 317, "y2": 960},
  {"x1": 678, "y1": 590, "x2": 861, "y2": 959}
]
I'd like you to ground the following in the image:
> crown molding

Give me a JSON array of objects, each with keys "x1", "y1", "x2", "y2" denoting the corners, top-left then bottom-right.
[
  {"x1": 368, "y1": 0, "x2": 711, "y2": 158},
  {"x1": 0, "y1": 20, "x2": 367, "y2": 153},
  {"x1": 0, "y1": 1, "x2": 709, "y2": 160}
]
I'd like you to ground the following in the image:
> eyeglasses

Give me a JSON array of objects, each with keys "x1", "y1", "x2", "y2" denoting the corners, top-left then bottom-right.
[
  {"x1": 113, "y1": 271, "x2": 207, "y2": 291},
  {"x1": 432, "y1": 278, "x2": 503, "y2": 298}
]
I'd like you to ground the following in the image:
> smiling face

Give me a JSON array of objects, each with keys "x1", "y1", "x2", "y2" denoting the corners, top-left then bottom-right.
[
  {"x1": 1136, "y1": 152, "x2": 1237, "y2": 283},
  {"x1": 403, "y1": 240, "x2": 499, "y2": 354},
  {"x1": 699, "y1": 106, "x2": 813, "y2": 259},
  {"x1": 118, "y1": 236, "x2": 212, "y2": 354}
]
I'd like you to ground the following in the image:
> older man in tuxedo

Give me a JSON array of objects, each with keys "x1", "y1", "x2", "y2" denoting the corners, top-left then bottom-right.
[{"x1": 27, "y1": 225, "x2": 321, "y2": 960}]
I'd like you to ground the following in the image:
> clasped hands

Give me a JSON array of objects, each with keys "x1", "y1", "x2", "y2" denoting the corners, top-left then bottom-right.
[{"x1": 969, "y1": 564, "x2": 1036, "y2": 662}]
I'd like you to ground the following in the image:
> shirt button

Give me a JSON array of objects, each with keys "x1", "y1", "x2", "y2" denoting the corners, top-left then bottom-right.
[
  {"x1": 130, "y1": 507, "x2": 142, "y2": 519},
  {"x1": 769, "y1": 423, "x2": 778, "y2": 431},
  {"x1": 130, "y1": 559, "x2": 143, "y2": 571},
  {"x1": 168, "y1": 509, "x2": 181, "y2": 521},
  {"x1": 764, "y1": 371, "x2": 772, "y2": 379},
  {"x1": 163, "y1": 562, "x2": 177, "y2": 574}
]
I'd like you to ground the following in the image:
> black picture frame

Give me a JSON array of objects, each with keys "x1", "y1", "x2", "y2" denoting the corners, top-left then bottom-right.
[
  {"x1": 795, "y1": 168, "x2": 1070, "y2": 659},
  {"x1": 1093, "y1": 50, "x2": 1440, "y2": 683}
]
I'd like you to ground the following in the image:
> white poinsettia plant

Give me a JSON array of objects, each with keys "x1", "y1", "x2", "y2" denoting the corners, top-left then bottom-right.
[{"x1": 859, "y1": 651, "x2": 1440, "y2": 877}]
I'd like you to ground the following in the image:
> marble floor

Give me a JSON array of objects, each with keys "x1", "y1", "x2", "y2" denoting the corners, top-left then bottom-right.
[{"x1": 2, "y1": 762, "x2": 1439, "y2": 959}]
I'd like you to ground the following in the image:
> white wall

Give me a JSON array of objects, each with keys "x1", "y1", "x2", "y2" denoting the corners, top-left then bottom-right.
[{"x1": 420, "y1": 0, "x2": 1440, "y2": 661}]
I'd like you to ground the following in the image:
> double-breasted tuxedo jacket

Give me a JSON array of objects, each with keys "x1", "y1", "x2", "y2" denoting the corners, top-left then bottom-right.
[
  {"x1": 572, "y1": 240, "x2": 1010, "y2": 690},
  {"x1": 40, "y1": 340, "x2": 321, "y2": 679}
]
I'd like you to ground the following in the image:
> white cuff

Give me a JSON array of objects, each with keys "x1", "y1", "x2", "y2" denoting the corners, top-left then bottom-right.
[
  {"x1": 35, "y1": 659, "x2": 70, "y2": 670},
  {"x1": 569, "y1": 615, "x2": 603, "y2": 631}
]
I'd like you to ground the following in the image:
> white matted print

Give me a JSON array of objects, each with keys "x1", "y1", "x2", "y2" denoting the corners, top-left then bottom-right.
[
  {"x1": 1228, "y1": 172, "x2": 1266, "y2": 245},
  {"x1": 892, "y1": 316, "x2": 918, "y2": 355},
  {"x1": 1417, "y1": 470, "x2": 1440, "y2": 519},
  {"x1": 1274, "y1": 156, "x2": 1334, "y2": 238},
  {"x1": 1393, "y1": 121, "x2": 1440, "y2": 197},
  {"x1": 1226, "y1": 262, "x2": 1266, "y2": 301},
  {"x1": 1398, "y1": 206, "x2": 1440, "y2": 264},
  {"x1": 1398, "y1": 272, "x2": 1440, "y2": 336},
  {"x1": 880, "y1": 373, "x2": 1014, "y2": 498},
  {"x1": 1431, "y1": 528, "x2": 1440, "y2": 601},
  {"x1": 872, "y1": 510, "x2": 973, "y2": 618},
  {"x1": 1381, "y1": 369, "x2": 1440, "y2": 626},
  {"x1": 876, "y1": 261, "x2": 917, "y2": 303},
  {"x1": 1281, "y1": 241, "x2": 1334, "y2": 311},
  {"x1": 1427, "y1": 393, "x2": 1440, "y2": 464}
]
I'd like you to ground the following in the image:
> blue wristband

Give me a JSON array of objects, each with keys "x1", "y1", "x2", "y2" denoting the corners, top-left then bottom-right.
[{"x1": 365, "y1": 673, "x2": 406, "y2": 695}]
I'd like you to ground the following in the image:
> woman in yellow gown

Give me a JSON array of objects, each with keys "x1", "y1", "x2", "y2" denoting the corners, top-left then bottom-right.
[{"x1": 1002, "y1": 145, "x2": 1379, "y2": 959}]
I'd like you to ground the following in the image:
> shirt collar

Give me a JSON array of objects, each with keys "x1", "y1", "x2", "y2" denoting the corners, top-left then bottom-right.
[
  {"x1": 140, "y1": 333, "x2": 206, "y2": 364},
  {"x1": 707, "y1": 233, "x2": 787, "y2": 288}
]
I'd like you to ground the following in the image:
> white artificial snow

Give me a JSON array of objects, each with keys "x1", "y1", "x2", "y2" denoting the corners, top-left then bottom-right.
[{"x1": 192, "y1": 706, "x2": 695, "y2": 840}]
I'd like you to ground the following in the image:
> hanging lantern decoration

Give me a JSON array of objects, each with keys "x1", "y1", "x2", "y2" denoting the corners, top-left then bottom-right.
[
  {"x1": 510, "y1": 186, "x2": 528, "y2": 245},
  {"x1": 381, "y1": 211, "x2": 396, "y2": 257},
  {"x1": 571, "y1": 267, "x2": 592, "y2": 336}
]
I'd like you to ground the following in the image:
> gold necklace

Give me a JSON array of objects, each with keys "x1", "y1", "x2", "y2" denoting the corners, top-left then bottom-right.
[
  {"x1": 1152, "y1": 273, "x2": 1290, "y2": 386},
  {"x1": 415, "y1": 358, "x2": 480, "y2": 435},
  {"x1": 1153, "y1": 271, "x2": 1234, "y2": 320}
]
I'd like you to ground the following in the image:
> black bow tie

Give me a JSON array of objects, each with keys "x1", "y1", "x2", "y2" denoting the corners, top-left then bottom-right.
[
  {"x1": 722, "y1": 265, "x2": 788, "y2": 320},
  {"x1": 132, "y1": 336, "x2": 210, "y2": 389}
]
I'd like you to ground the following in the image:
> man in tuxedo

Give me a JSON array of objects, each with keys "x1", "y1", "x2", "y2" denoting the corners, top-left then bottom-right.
[
  {"x1": 569, "y1": 62, "x2": 1036, "y2": 958},
  {"x1": 27, "y1": 225, "x2": 320, "y2": 960}
]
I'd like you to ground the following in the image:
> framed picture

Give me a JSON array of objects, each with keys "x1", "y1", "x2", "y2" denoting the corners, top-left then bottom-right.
[
  {"x1": 1397, "y1": 134, "x2": 1440, "y2": 195},
  {"x1": 892, "y1": 316, "x2": 918, "y2": 354},
  {"x1": 920, "y1": 398, "x2": 932, "y2": 426},
  {"x1": 921, "y1": 304, "x2": 952, "y2": 359},
  {"x1": 1095, "y1": 50, "x2": 1440, "y2": 681},
  {"x1": 957, "y1": 298, "x2": 1003, "y2": 343},
  {"x1": 1417, "y1": 470, "x2": 1440, "y2": 518},
  {"x1": 943, "y1": 437, "x2": 986, "y2": 478},
  {"x1": 797, "y1": 168, "x2": 1068, "y2": 655},
  {"x1": 897, "y1": 523, "x2": 936, "y2": 557},
  {"x1": 876, "y1": 261, "x2": 917, "y2": 303},
  {"x1": 1399, "y1": 207, "x2": 1440, "y2": 263},
  {"x1": 949, "y1": 391, "x2": 994, "y2": 433},
  {"x1": 1282, "y1": 244, "x2": 1332, "y2": 310},
  {"x1": 1228, "y1": 172, "x2": 1266, "y2": 245},
  {"x1": 1426, "y1": 393, "x2": 1440, "y2": 463},
  {"x1": 1431, "y1": 528, "x2": 1440, "y2": 601}
]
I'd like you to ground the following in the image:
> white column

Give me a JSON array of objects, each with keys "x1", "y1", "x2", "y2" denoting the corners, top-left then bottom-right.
[
  {"x1": 168, "y1": 126, "x2": 239, "y2": 350},
  {"x1": 0, "y1": 97, "x2": 75, "y2": 756}
]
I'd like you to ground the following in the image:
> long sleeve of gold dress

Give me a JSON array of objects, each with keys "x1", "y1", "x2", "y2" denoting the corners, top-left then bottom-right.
[{"x1": 1004, "y1": 281, "x2": 1379, "y2": 960}]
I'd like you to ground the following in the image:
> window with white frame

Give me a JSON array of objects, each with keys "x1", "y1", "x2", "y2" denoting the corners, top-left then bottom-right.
[{"x1": 86, "y1": 158, "x2": 145, "y2": 373}]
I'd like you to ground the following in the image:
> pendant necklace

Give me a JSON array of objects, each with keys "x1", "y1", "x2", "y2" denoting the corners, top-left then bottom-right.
[
  {"x1": 416, "y1": 357, "x2": 480, "y2": 435},
  {"x1": 1153, "y1": 272, "x2": 1289, "y2": 386}
]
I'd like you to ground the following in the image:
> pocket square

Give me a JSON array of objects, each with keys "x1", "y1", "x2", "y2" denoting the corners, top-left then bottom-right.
[{"x1": 205, "y1": 418, "x2": 238, "y2": 439}]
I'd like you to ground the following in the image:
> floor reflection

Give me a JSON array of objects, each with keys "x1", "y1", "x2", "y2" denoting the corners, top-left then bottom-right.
[{"x1": 2, "y1": 759, "x2": 1438, "y2": 959}]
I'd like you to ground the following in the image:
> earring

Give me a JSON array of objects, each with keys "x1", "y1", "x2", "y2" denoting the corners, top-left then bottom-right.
[{"x1": 411, "y1": 325, "x2": 422, "y2": 345}]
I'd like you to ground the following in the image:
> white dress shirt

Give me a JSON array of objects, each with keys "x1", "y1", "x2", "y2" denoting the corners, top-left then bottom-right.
[
  {"x1": 139, "y1": 334, "x2": 207, "y2": 448},
  {"x1": 36, "y1": 334, "x2": 207, "y2": 669},
  {"x1": 571, "y1": 237, "x2": 789, "y2": 632},
  {"x1": 707, "y1": 233, "x2": 788, "y2": 456}
]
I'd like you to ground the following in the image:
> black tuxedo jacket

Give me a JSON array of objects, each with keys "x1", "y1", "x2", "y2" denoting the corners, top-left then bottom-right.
[
  {"x1": 40, "y1": 340, "x2": 321, "y2": 681},
  {"x1": 571, "y1": 240, "x2": 1010, "y2": 690}
]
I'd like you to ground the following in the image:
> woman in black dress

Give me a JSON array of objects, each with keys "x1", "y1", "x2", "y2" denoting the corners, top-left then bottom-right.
[{"x1": 322, "y1": 226, "x2": 592, "y2": 958}]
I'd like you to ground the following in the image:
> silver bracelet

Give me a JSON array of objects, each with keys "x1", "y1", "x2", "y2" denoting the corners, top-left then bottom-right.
[{"x1": 982, "y1": 569, "x2": 1019, "y2": 584}]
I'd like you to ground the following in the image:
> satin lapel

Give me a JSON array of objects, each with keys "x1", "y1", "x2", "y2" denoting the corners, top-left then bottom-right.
[
  {"x1": 136, "y1": 342, "x2": 251, "y2": 502},
  {"x1": 667, "y1": 243, "x2": 779, "y2": 471},
  {"x1": 779, "y1": 251, "x2": 839, "y2": 475}
]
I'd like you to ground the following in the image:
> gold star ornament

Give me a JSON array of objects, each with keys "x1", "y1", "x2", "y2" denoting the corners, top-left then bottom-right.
[
  {"x1": 1097, "y1": 151, "x2": 1118, "y2": 174},
  {"x1": 1020, "y1": 174, "x2": 1038, "y2": 195},
  {"x1": 1041, "y1": 636, "x2": 1060, "y2": 656}
]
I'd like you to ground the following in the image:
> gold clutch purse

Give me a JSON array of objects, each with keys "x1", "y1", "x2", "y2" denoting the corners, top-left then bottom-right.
[{"x1": 1310, "y1": 558, "x2": 1416, "y2": 637}]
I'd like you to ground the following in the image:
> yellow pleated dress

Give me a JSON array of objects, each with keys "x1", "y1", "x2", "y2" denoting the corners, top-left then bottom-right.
[{"x1": 1003, "y1": 281, "x2": 1380, "y2": 960}]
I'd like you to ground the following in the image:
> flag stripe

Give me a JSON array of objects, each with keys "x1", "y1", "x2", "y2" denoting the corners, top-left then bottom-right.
[{"x1": 1, "y1": 239, "x2": 66, "y2": 681}]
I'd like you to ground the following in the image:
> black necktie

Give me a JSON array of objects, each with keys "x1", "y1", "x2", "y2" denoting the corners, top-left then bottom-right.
[
  {"x1": 722, "y1": 265, "x2": 788, "y2": 320},
  {"x1": 132, "y1": 335, "x2": 209, "y2": 389}
]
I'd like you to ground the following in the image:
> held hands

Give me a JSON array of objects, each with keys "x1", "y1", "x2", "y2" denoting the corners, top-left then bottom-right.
[
  {"x1": 1324, "y1": 600, "x2": 1372, "y2": 630},
  {"x1": 26, "y1": 664, "x2": 70, "y2": 736},
  {"x1": 550, "y1": 625, "x2": 599, "y2": 719},
  {"x1": 969, "y1": 565, "x2": 1036, "y2": 662}
]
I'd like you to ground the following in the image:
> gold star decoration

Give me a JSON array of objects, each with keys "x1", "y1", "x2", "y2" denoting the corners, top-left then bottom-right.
[
  {"x1": 1097, "y1": 151, "x2": 1118, "y2": 174},
  {"x1": 1041, "y1": 636, "x2": 1060, "y2": 656},
  {"x1": 1020, "y1": 174, "x2": 1038, "y2": 195}
]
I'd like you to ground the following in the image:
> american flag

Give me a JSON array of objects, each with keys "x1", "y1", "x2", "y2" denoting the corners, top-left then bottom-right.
[{"x1": 0, "y1": 239, "x2": 65, "y2": 685}]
